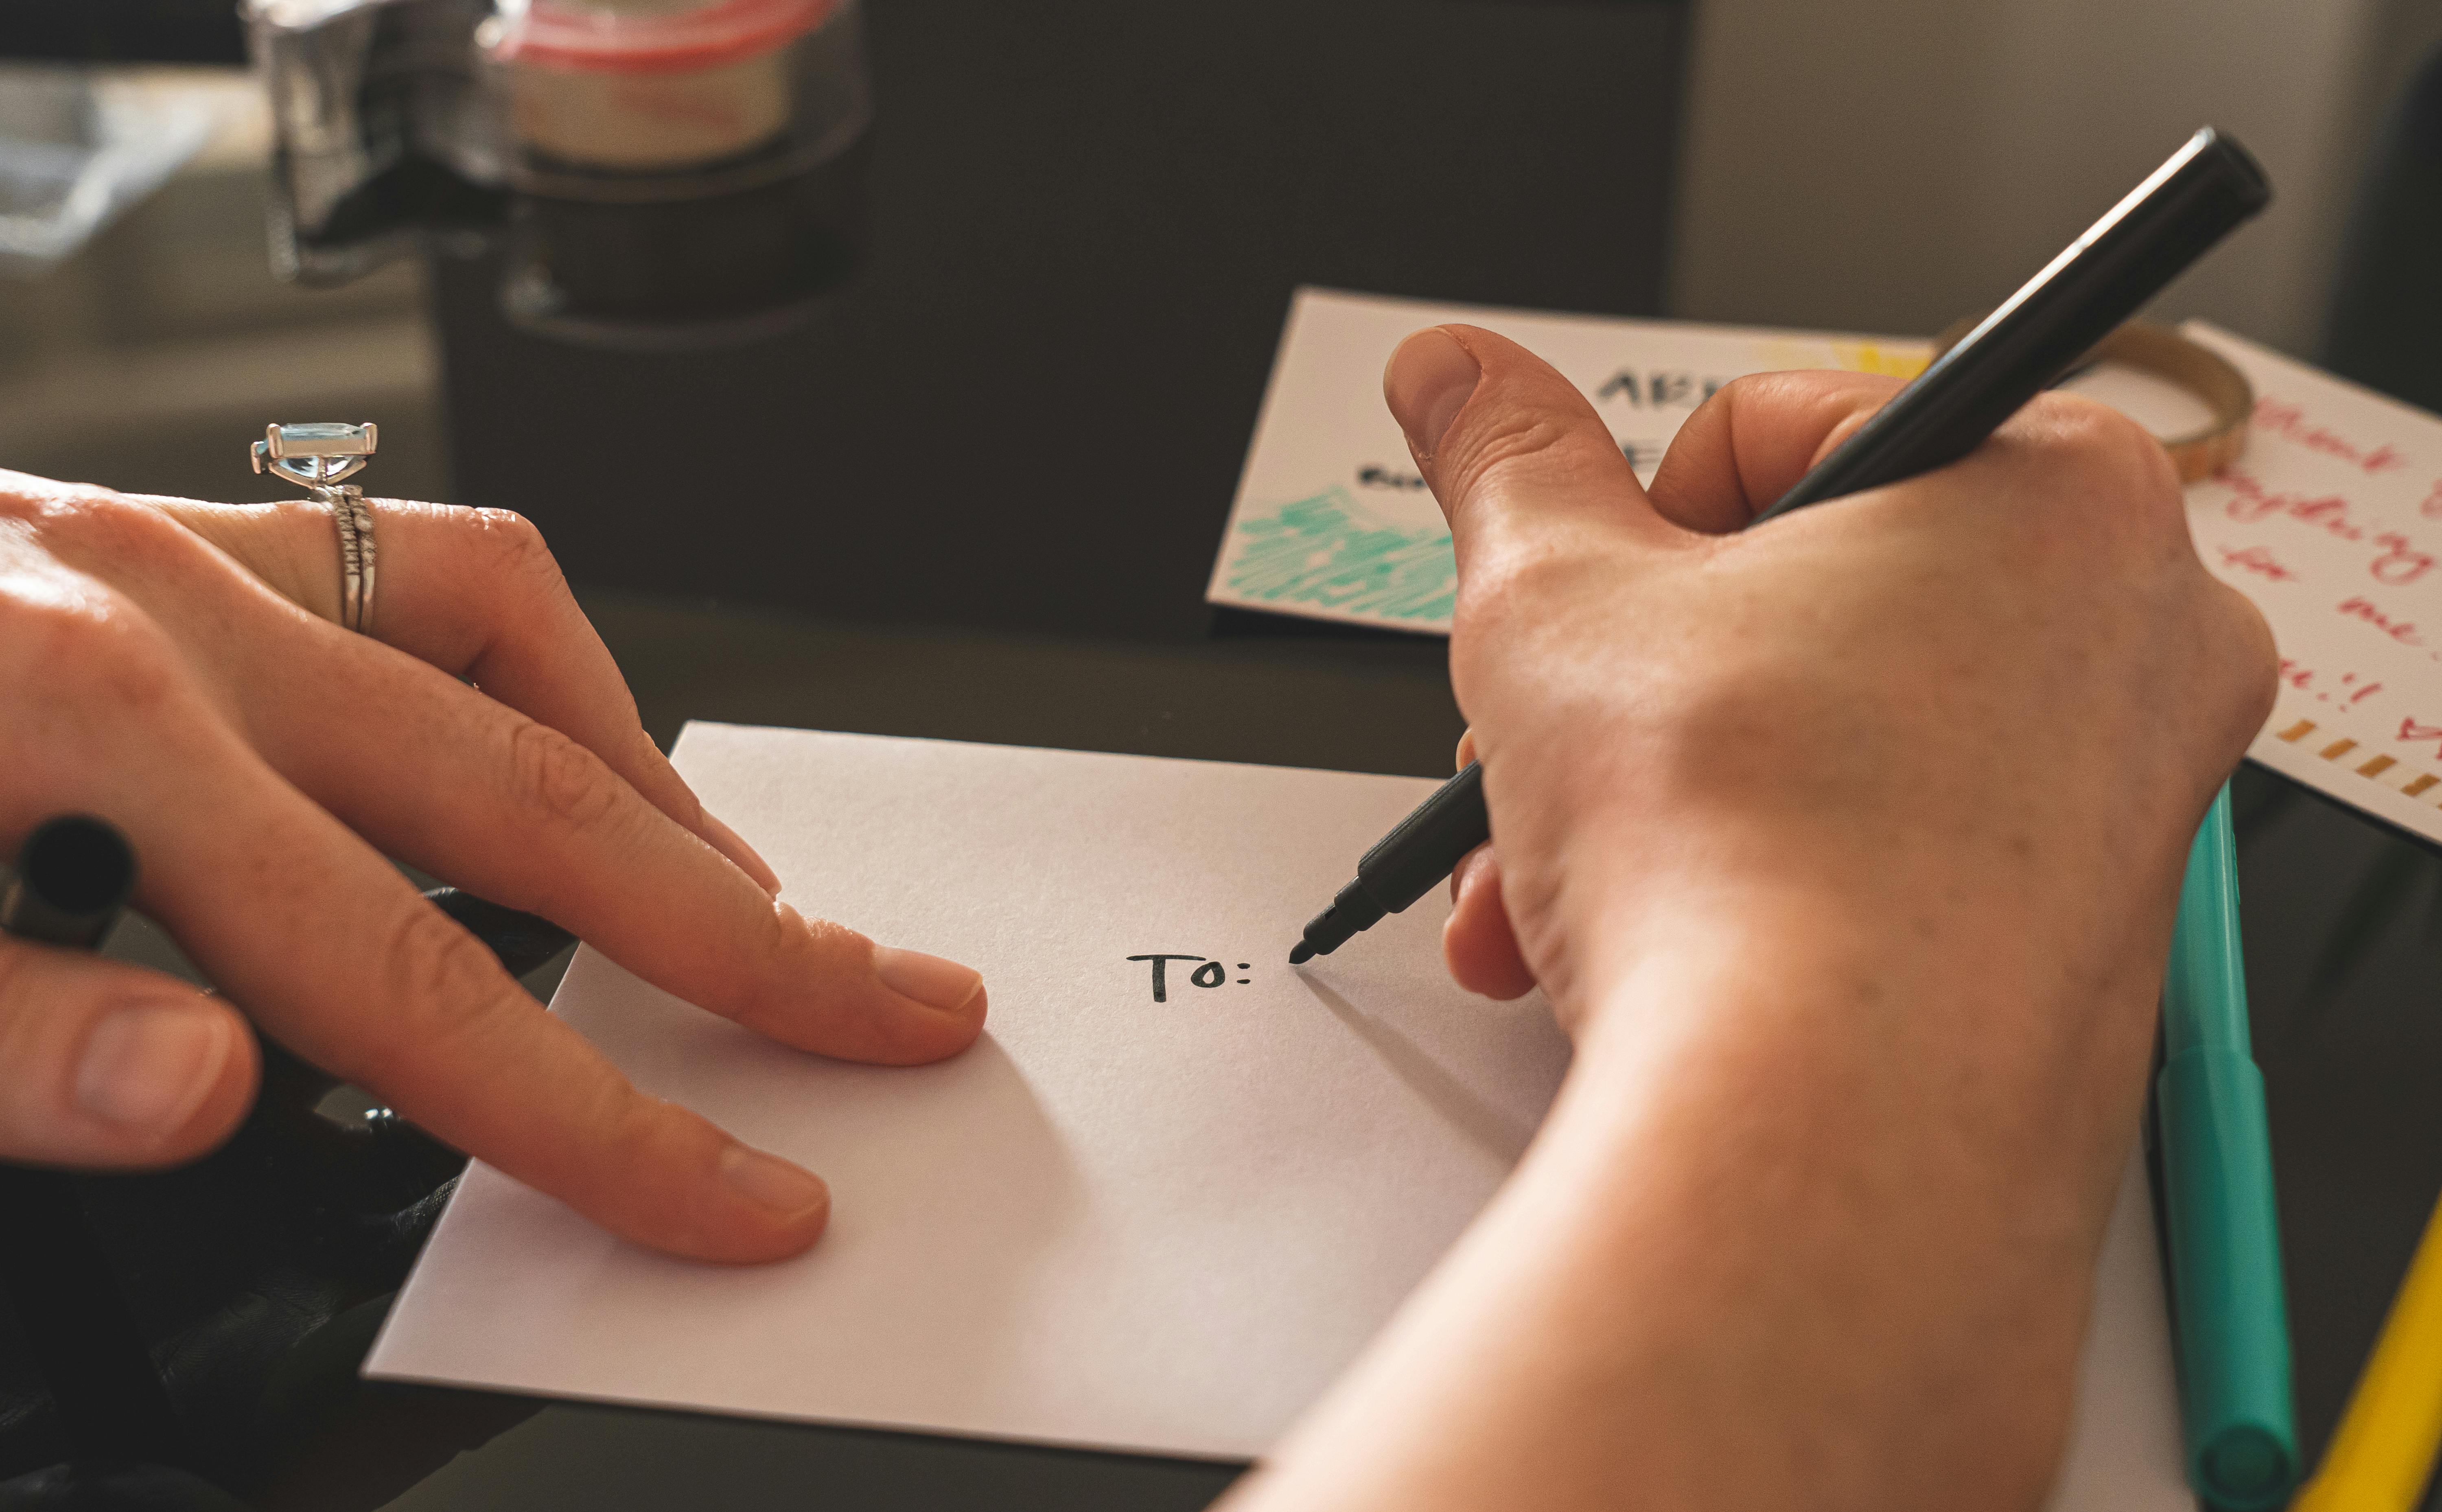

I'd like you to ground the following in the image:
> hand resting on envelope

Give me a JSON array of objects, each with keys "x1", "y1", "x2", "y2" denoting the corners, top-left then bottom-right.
[
  {"x1": 1231, "y1": 330, "x2": 2276, "y2": 1511},
  {"x1": 0, "y1": 476, "x2": 985, "y2": 1261}
]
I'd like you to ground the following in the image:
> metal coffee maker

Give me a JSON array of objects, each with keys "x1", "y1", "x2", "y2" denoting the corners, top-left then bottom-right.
[{"x1": 246, "y1": 0, "x2": 871, "y2": 347}]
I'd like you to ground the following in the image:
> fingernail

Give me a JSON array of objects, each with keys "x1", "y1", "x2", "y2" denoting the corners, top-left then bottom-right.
[
  {"x1": 1383, "y1": 327, "x2": 1481, "y2": 459},
  {"x1": 719, "y1": 1144, "x2": 829, "y2": 1219},
  {"x1": 702, "y1": 811, "x2": 780, "y2": 895},
  {"x1": 872, "y1": 945, "x2": 985, "y2": 1013},
  {"x1": 76, "y1": 1001, "x2": 232, "y2": 1133}
]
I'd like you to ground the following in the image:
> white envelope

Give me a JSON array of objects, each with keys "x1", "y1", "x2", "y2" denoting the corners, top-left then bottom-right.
[{"x1": 368, "y1": 725, "x2": 2187, "y2": 1510}]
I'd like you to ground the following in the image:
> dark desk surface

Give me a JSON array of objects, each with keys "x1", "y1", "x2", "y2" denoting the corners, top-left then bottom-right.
[{"x1": 197, "y1": 595, "x2": 2442, "y2": 1512}]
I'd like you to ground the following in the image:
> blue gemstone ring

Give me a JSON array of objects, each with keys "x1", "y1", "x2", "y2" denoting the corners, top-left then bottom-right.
[
  {"x1": 252, "y1": 421, "x2": 376, "y2": 492},
  {"x1": 252, "y1": 422, "x2": 380, "y2": 635}
]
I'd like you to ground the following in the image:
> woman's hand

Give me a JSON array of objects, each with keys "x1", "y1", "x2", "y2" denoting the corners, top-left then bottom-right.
[
  {"x1": 1409, "y1": 326, "x2": 2273, "y2": 1028},
  {"x1": 1233, "y1": 328, "x2": 2274, "y2": 1512},
  {"x1": 0, "y1": 473, "x2": 987, "y2": 1263}
]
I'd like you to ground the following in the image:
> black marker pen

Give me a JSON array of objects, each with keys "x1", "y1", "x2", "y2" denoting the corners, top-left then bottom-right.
[{"x1": 1290, "y1": 126, "x2": 2270, "y2": 966}]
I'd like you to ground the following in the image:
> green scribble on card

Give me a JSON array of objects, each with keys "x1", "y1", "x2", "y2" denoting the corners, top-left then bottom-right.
[{"x1": 1226, "y1": 486, "x2": 1456, "y2": 623}]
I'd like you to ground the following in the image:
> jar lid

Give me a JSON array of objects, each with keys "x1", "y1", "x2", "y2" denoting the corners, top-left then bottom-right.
[{"x1": 488, "y1": 0, "x2": 840, "y2": 75}]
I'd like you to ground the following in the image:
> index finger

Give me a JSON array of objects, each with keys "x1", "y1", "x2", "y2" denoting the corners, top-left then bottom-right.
[
  {"x1": 28, "y1": 637, "x2": 830, "y2": 1263},
  {"x1": 1644, "y1": 370, "x2": 1906, "y2": 534},
  {"x1": 141, "y1": 495, "x2": 781, "y2": 894}
]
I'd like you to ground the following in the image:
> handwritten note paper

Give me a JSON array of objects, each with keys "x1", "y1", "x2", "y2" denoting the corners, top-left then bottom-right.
[
  {"x1": 368, "y1": 725, "x2": 2186, "y2": 1510},
  {"x1": 1212, "y1": 293, "x2": 2442, "y2": 847},
  {"x1": 2182, "y1": 323, "x2": 2442, "y2": 849},
  {"x1": 1205, "y1": 287, "x2": 1931, "y2": 632}
]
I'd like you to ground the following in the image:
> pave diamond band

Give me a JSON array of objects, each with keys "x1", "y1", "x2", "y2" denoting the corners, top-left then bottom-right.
[
  {"x1": 251, "y1": 422, "x2": 381, "y2": 637},
  {"x1": 331, "y1": 486, "x2": 378, "y2": 636}
]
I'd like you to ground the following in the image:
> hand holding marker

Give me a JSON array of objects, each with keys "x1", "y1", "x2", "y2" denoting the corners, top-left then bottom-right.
[
  {"x1": 1288, "y1": 127, "x2": 2270, "y2": 965},
  {"x1": 1282, "y1": 129, "x2": 2299, "y2": 1512}
]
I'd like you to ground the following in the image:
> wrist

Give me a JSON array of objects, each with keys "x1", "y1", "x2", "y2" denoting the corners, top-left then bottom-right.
[{"x1": 1550, "y1": 849, "x2": 2162, "y2": 1143}]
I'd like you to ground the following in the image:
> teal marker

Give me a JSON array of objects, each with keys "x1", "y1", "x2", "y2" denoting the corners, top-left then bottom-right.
[{"x1": 2158, "y1": 783, "x2": 2296, "y2": 1508}]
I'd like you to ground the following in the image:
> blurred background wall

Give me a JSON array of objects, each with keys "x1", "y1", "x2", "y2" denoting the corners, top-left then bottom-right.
[
  {"x1": 0, "y1": 68, "x2": 449, "y2": 504},
  {"x1": 1668, "y1": 0, "x2": 2442, "y2": 356},
  {"x1": 4, "y1": 0, "x2": 2439, "y2": 510}
]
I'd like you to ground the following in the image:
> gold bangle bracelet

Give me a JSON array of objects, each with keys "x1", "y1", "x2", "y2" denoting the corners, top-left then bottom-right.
[{"x1": 1931, "y1": 318, "x2": 2251, "y2": 484}]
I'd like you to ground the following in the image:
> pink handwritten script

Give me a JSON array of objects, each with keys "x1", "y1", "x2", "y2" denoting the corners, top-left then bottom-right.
[
  {"x1": 2374, "y1": 534, "x2": 2440, "y2": 585},
  {"x1": 2223, "y1": 467, "x2": 2360, "y2": 537},
  {"x1": 2218, "y1": 545, "x2": 2299, "y2": 582},
  {"x1": 2278, "y1": 658, "x2": 2385, "y2": 708},
  {"x1": 2256, "y1": 398, "x2": 2407, "y2": 475},
  {"x1": 2401, "y1": 719, "x2": 2442, "y2": 759},
  {"x1": 2219, "y1": 467, "x2": 2438, "y2": 585},
  {"x1": 2338, "y1": 596, "x2": 2423, "y2": 645},
  {"x1": 2181, "y1": 324, "x2": 2442, "y2": 845}
]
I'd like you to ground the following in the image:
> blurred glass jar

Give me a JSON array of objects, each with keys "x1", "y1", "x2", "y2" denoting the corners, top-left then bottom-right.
[
  {"x1": 481, "y1": 0, "x2": 867, "y2": 196},
  {"x1": 245, "y1": 0, "x2": 871, "y2": 348},
  {"x1": 479, "y1": 0, "x2": 871, "y2": 346}
]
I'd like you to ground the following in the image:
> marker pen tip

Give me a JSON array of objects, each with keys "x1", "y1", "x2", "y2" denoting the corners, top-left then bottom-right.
[{"x1": 1288, "y1": 941, "x2": 1314, "y2": 965}]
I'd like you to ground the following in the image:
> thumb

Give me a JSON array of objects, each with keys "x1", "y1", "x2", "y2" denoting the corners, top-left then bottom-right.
[
  {"x1": 0, "y1": 939, "x2": 258, "y2": 1168},
  {"x1": 1383, "y1": 325, "x2": 1676, "y2": 569}
]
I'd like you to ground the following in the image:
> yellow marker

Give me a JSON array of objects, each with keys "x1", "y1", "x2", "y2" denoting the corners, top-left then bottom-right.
[{"x1": 2292, "y1": 1193, "x2": 2442, "y2": 1511}]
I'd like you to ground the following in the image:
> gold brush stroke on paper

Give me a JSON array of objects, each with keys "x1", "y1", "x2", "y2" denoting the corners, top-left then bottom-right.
[
  {"x1": 1746, "y1": 339, "x2": 1934, "y2": 381},
  {"x1": 1830, "y1": 342, "x2": 1933, "y2": 379},
  {"x1": 2278, "y1": 719, "x2": 2442, "y2": 807}
]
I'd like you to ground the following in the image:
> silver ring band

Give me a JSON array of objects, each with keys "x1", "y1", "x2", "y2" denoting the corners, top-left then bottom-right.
[
  {"x1": 325, "y1": 485, "x2": 378, "y2": 636},
  {"x1": 251, "y1": 424, "x2": 382, "y2": 636}
]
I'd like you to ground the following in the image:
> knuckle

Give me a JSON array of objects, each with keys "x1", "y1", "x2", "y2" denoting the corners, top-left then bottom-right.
[
  {"x1": 1709, "y1": 370, "x2": 1902, "y2": 446},
  {"x1": 2032, "y1": 394, "x2": 2183, "y2": 520},
  {"x1": 358, "y1": 902, "x2": 512, "y2": 1077},
  {"x1": 72, "y1": 619, "x2": 181, "y2": 721},
  {"x1": 1726, "y1": 368, "x2": 1874, "y2": 412},
  {"x1": 1709, "y1": 371, "x2": 1782, "y2": 408},
  {"x1": 0, "y1": 474, "x2": 108, "y2": 530},
  {"x1": 1447, "y1": 409, "x2": 1594, "y2": 510},
  {"x1": 34, "y1": 490, "x2": 205, "y2": 579},
  {"x1": 503, "y1": 718, "x2": 626, "y2": 835},
  {"x1": 0, "y1": 585, "x2": 178, "y2": 719},
  {"x1": 2054, "y1": 394, "x2": 2163, "y2": 468},
  {"x1": 464, "y1": 508, "x2": 565, "y2": 587},
  {"x1": 1456, "y1": 537, "x2": 1589, "y2": 635},
  {"x1": 2211, "y1": 584, "x2": 2281, "y2": 732},
  {"x1": 663, "y1": 778, "x2": 711, "y2": 845},
  {"x1": 1700, "y1": 370, "x2": 1802, "y2": 431},
  {"x1": 726, "y1": 901, "x2": 816, "y2": 1020},
  {"x1": 601, "y1": 1085, "x2": 696, "y2": 1175}
]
